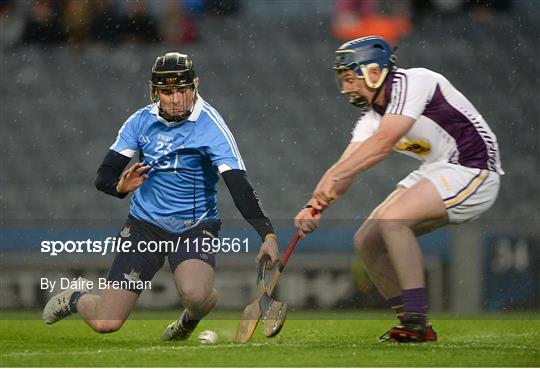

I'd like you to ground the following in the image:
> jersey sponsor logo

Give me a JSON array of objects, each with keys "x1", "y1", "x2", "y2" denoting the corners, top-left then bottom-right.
[
  {"x1": 394, "y1": 139, "x2": 432, "y2": 156},
  {"x1": 157, "y1": 134, "x2": 173, "y2": 142}
]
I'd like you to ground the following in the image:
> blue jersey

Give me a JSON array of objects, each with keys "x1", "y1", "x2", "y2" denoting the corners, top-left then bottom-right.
[{"x1": 110, "y1": 95, "x2": 246, "y2": 233}]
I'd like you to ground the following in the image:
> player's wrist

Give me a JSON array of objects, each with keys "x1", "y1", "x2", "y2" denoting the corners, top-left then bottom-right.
[
  {"x1": 264, "y1": 233, "x2": 277, "y2": 242},
  {"x1": 303, "y1": 200, "x2": 322, "y2": 214},
  {"x1": 304, "y1": 198, "x2": 316, "y2": 208},
  {"x1": 114, "y1": 181, "x2": 129, "y2": 197},
  {"x1": 251, "y1": 219, "x2": 275, "y2": 242},
  {"x1": 115, "y1": 182, "x2": 124, "y2": 193}
]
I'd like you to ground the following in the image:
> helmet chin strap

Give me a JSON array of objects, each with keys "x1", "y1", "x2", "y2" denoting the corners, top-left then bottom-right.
[
  {"x1": 346, "y1": 94, "x2": 369, "y2": 110},
  {"x1": 158, "y1": 104, "x2": 190, "y2": 122},
  {"x1": 369, "y1": 82, "x2": 385, "y2": 108},
  {"x1": 346, "y1": 80, "x2": 384, "y2": 112}
]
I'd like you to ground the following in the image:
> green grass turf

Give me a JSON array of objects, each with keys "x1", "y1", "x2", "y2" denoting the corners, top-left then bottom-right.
[{"x1": 1, "y1": 310, "x2": 539, "y2": 367}]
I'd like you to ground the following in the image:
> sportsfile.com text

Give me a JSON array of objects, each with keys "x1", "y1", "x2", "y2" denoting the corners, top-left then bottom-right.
[{"x1": 40, "y1": 237, "x2": 250, "y2": 256}]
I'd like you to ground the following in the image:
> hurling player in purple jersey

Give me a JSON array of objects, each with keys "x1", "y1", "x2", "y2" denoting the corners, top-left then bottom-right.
[{"x1": 295, "y1": 36, "x2": 502, "y2": 342}]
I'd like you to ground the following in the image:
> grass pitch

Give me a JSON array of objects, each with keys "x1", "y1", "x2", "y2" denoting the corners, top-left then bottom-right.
[{"x1": 1, "y1": 310, "x2": 539, "y2": 367}]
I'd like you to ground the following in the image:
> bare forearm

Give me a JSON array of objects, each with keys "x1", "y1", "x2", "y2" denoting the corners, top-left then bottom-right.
[
  {"x1": 317, "y1": 170, "x2": 356, "y2": 197},
  {"x1": 310, "y1": 115, "x2": 414, "y2": 210},
  {"x1": 328, "y1": 135, "x2": 392, "y2": 181}
]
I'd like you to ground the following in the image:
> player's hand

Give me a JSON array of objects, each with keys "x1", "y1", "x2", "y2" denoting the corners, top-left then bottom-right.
[
  {"x1": 294, "y1": 207, "x2": 321, "y2": 237},
  {"x1": 116, "y1": 162, "x2": 151, "y2": 194},
  {"x1": 256, "y1": 235, "x2": 279, "y2": 269},
  {"x1": 312, "y1": 177, "x2": 338, "y2": 210}
]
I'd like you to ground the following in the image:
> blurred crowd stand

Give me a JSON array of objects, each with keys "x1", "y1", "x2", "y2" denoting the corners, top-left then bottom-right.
[
  {"x1": 0, "y1": 0, "x2": 242, "y2": 50},
  {"x1": 332, "y1": 0, "x2": 413, "y2": 45},
  {"x1": 332, "y1": 0, "x2": 514, "y2": 45},
  {"x1": 411, "y1": 0, "x2": 513, "y2": 23}
]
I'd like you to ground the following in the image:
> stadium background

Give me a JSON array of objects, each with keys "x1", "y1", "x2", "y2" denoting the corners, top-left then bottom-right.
[{"x1": 1, "y1": 0, "x2": 539, "y2": 315}]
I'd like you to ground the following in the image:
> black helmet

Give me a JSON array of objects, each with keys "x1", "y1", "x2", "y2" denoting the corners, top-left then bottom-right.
[{"x1": 149, "y1": 52, "x2": 197, "y2": 121}]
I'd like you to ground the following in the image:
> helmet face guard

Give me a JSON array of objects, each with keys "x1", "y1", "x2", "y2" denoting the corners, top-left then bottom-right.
[
  {"x1": 333, "y1": 36, "x2": 397, "y2": 108},
  {"x1": 149, "y1": 53, "x2": 198, "y2": 122},
  {"x1": 334, "y1": 69, "x2": 369, "y2": 110}
]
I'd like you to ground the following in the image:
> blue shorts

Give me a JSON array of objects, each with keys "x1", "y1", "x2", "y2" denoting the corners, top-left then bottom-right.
[{"x1": 106, "y1": 216, "x2": 221, "y2": 294}]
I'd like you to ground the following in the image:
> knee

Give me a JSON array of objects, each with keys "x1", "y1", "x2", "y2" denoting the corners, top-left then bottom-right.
[
  {"x1": 354, "y1": 220, "x2": 381, "y2": 257},
  {"x1": 90, "y1": 319, "x2": 124, "y2": 334},
  {"x1": 353, "y1": 229, "x2": 368, "y2": 256},
  {"x1": 181, "y1": 287, "x2": 216, "y2": 310}
]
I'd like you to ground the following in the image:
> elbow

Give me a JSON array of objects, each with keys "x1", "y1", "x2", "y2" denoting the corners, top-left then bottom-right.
[
  {"x1": 374, "y1": 133, "x2": 397, "y2": 157},
  {"x1": 94, "y1": 167, "x2": 111, "y2": 193},
  {"x1": 94, "y1": 174, "x2": 105, "y2": 193},
  {"x1": 373, "y1": 140, "x2": 393, "y2": 160},
  {"x1": 379, "y1": 145, "x2": 393, "y2": 159}
]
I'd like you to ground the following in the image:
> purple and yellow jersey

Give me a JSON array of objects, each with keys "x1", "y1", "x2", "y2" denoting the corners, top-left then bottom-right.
[
  {"x1": 351, "y1": 68, "x2": 504, "y2": 174},
  {"x1": 110, "y1": 95, "x2": 246, "y2": 233}
]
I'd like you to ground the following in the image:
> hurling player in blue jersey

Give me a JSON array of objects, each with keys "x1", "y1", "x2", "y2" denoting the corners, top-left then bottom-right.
[{"x1": 42, "y1": 53, "x2": 279, "y2": 341}]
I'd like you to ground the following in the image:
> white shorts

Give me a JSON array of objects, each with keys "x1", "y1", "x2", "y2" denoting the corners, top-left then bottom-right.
[{"x1": 398, "y1": 162, "x2": 500, "y2": 224}]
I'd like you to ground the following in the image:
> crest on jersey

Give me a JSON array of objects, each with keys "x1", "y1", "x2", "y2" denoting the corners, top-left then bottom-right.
[
  {"x1": 120, "y1": 225, "x2": 131, "y2": 238},
  {"x1": 123, "y1": 269, "x2": 141, "y2": 283}
]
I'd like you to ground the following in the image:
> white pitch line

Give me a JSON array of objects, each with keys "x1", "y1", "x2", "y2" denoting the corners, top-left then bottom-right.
[{"x1": 1, "y1": 342, "x2": 311, "y2": 358}]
